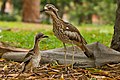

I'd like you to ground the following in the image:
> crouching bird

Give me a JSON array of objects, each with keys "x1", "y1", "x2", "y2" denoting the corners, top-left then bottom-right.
[
  {"x1": 16, "y1": 33, "x2": 48, "y2": 77},
  {"x1": 41, "y1": 4, "x2": 94, "y2": 70}
]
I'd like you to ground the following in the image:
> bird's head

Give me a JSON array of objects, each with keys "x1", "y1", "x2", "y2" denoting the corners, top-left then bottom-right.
[
  {"x1": 41, "y1": 4, "x2": 58, "y2": 15},
  {"x1": 35, "y1": 33, "x2": 48, "y2": 41}
]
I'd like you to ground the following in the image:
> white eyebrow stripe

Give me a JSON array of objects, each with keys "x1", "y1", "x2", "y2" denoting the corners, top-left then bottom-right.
[{"x1": 44, "y1": 6, "x2": 48, "y2": 9}]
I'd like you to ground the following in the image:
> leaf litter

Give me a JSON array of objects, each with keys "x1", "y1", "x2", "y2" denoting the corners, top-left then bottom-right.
[{"x1": 0, "y1": 59, "x2": 120, "y2": 80}]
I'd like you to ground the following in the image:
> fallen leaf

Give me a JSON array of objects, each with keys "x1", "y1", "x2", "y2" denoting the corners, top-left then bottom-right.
[
  {"x1": 48, "y1": 72, "x2": 57, "y2": 75},
  {"x1": 60, "y1": 74, "x2": 64, "y2": 80}
]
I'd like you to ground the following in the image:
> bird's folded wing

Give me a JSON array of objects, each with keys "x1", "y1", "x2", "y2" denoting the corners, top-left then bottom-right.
[
  {"x1": 23, "y1": 55, "x2": 33, "y2": 63},
  {"x1": 63, "y1": 22, "x2": 87, "y2": 44},
  {"x1": 23, "y1": 51, "x2": 34, "y2": 63}
]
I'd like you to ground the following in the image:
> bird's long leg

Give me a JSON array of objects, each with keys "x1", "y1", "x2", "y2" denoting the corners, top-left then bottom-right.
[
  {"x1": 63, "y1": 43, "x2": 67, "y2": 70},
  {"x1": 14, "y1": 64, "x2": 25, "y2": 78},
  {"x1": 71, "y1": 42, "x2": 75, "y2": 69},
  {"x1": 15, "y1": 72, "x2": 21, "y2": 78},
  {"x1": 30, "y1": 67, "x2": 33, "y2": 73}
]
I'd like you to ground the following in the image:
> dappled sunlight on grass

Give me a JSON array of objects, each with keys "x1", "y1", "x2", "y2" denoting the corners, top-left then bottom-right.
[
  {"x1": 0, "y1": 21, "x2": 52, "y2": 31},
  {"x1": 0, "y1": 21, "x2": 114, "y2": 49}
]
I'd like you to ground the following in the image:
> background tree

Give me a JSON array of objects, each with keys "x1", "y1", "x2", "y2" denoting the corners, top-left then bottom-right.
[
  {"x1": 69, "y1": 0, "x2": 116, "y2": 25},
  {"x1": 22, "y1": 0, "x2": 40, "y2": 23},
  {"x1": 93, "y1": 0, "x2": 116, "y2": 24},
  {"x1": 0, "y1": 0, "x2": 116, "y2": 24},
  {"x1": 111, "y1": 0, "x2": 120, "y2": 51},
  {"x1": 1, "y1": 0, "x2": 7, "y2": 14},
  {"x1": 12, "y1": 0, "x2": 22, "y2": 14}
]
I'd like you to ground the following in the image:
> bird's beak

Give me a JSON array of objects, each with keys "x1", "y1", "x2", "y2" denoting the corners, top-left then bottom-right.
[{"x1": 42, "y1": 35, "x2": 49, "y2": 38}]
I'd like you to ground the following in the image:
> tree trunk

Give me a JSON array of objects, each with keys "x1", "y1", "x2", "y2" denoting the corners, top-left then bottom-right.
[
  {"x1": 22, "y1": 0, "x2": 40, "y2": 23},
  {"x1": 1, "y1": 0, "x2": 7, "y2": 14},
  {"x1": 111, "y1": 0, "x2": 120, "y2": 51}
]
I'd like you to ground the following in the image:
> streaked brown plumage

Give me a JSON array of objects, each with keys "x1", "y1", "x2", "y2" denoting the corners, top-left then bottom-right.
[
  {"x1": 16, "y1": 33, "x2": 48, "y2": 77},
  {"x1": 41, "y1": 4, "x2": 94, "y2": 69}
]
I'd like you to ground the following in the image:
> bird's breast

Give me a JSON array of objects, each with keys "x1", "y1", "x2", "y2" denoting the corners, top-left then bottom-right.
[
  {"x1": 53, "y1": 26, "x2": 71, "y2": 44},
  {"x1": 32, "y1": 53, "x2": 41, "y2": 67}
]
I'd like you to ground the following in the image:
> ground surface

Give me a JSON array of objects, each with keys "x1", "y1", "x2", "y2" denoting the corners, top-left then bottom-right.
[
  {"x1": 0, "y1": 21, "x2": 113, "y2": 49},
  {"x1": 0, "y1": 59, "x2": 120, "y2": 80},
  {"x1": 0, "y1": 22, "x2": 119, "y2": 80}
]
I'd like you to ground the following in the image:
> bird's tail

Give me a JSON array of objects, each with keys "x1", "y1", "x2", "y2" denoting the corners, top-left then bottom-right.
[{"x1": 79, "y1": 44, "x2": 95, "y2": 59}]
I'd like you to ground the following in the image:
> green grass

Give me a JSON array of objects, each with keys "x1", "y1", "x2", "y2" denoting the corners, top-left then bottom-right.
[
  {"x1": 0, "y1": 30, "x2": 62, "y2": 50},
  {"x1": 0, "y1": 21, "x2": 114, "y2": 50}
]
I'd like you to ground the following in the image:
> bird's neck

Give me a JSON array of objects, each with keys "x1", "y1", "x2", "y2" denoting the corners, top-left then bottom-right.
[
  {"x1": 51, "y1": 11, "x2": 62, "y2": 22},
  {"x1": 33, "y1": 40, "x2": 39, "y2": 54}
]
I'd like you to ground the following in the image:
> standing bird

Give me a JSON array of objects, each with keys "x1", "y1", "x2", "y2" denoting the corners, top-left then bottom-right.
[
  {"x1": 16, "y1": 33, "x2": 48, "y2": 77},
  {"x1": 41, "y1": 4, "x2": 94, "y2": 69}
]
